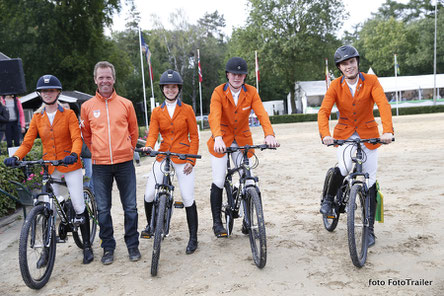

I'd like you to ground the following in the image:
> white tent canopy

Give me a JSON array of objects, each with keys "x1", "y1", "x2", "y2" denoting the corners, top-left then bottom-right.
[{"x1": 20, "y1": 91, "x2": 78, "y2": 103}]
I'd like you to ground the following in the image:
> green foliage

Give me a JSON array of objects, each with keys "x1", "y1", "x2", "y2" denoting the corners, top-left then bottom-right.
[
  {"x1": 0, "y1": 139, "x2": 43, "y2": 218},
  {"x1": 0, "y1": 0, "x2": 124, "y2": 94}
]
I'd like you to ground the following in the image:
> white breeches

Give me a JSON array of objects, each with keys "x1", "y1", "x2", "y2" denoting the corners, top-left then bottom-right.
[
  {"x1": 51, "y1": 168, "x2": 85, "y2": 214},
  {"x1": 336, "y1": 133, "x2": 379, "y2": 187},
  {"x1": 144, "y1": 160, "x2": 195, "y2": 207}
]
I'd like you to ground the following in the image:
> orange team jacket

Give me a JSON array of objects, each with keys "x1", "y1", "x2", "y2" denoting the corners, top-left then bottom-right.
[
  {"x1": 146, "y1": 100, "x2": 199, "y2": 166},
  {"x1": 318, "y1": 72, "x2": 394, "y2": 150},
  {"x1": 207, "y1": 83, "x2": 275, "y2": 157},
  {"x1": 14, "y1": 105, "x2": 82, "y2": 174},
  {"x1": 81, "y1": 90, "x2": 138, "y2": 165}
]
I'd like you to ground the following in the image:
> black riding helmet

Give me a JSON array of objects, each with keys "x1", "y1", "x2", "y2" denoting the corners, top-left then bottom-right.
[
  {"x1": 36, "y1": 74, "x2": 62, "y2": 90},
  {"x1": 225, "y1": 57, "x2": 248, "y2": 75},
  {"x1": 334, "y1": 45, "x2": 360, "y2": 68},
  {"x1": 159, "y1": 69, "x2": 183, "y2": 100},
  {"x1": 35, "y1": 74, "x2": 62, "y2": 105}
]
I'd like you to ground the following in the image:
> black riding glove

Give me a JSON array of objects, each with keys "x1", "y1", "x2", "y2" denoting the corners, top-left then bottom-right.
[{"x1": 63, "y1": 153, "x2": 78, "y2": 165}]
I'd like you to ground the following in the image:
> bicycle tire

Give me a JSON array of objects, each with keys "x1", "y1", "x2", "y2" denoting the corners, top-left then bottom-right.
[
  {"x1": 245, "y1": 187, "x2": 267, "y2": 268},
  {"x1": 19, "y1": 204, "x2": 57, "y2": 289},
  {"x1": 321, "y1": 167, "x2": 340, "y2": 232},
  {"x1": 347, "y1": 184, "x2": 368, "y2": 267},
  {"x1": 151, "y1": 193, "x2": 167, "y2": 276},
  {"x1": 73, "y1": 187, "x2": 98, "y2": 249},
  {"x1": 223, "y1": 181, "x2": 234, "y2": 236}
]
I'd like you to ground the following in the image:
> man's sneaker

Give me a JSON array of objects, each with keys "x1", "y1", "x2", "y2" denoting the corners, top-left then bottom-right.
[
  {"x1": 101, "y1": 249, "x2": 114, "y2": 265},
  {"x1": 140, "y1": 225, "x2": 152, "y2": 239},
  {"x1": 128, "y1": 247, "x2": 141, "y2": 262}
]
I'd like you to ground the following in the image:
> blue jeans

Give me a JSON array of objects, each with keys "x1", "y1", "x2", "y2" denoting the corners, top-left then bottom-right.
[
  {"x1": 82, "y1": 157, "x2": 94, "y2": 194},
  {"x1": 93, "y1": 160, "x2": 139, "y2": 251}
]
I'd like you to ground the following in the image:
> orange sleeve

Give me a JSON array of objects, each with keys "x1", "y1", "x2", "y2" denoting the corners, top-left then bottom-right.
[
  {"x1": 186, "y1": 106, "x2": 199, "y2": 165},
  {"x1": 127, "y1": 102, "x2": 139, "y2": 148},
  {"x1": 251, "y1": 90, "x2": 274, "y2": 137},
  {"x1": 371, "y1": 78, "x2": 394, "y2": 134},
  {"x1": 318, "y1": 84, "x2": 337, "y2": 139},
  {"x1": 68, "y1": 110, "x2": 83, "y2": 156},
  {"x1": 146, "y1": 108, "x2": 160, "y2": 149},
  {"x1": 14, "y1": 115, "x2": 39, "y2": 160},
  {"x1": 208, "y1": 88, "x2": 223, "y2": 138}
]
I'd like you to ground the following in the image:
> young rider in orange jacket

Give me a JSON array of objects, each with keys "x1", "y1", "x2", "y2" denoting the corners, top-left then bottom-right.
[
  {"x1": 4, "y1": 75, "x2": 94, "y2": 264},
  {"x1": 318, "y1": 45, "x2": 394, "y2": 247},
  {"x1": 207, "y1": 57, "x2": 279, "y2": 237},
  {"x1": 140, "y1": 69, "x2": 200, "y2": 254}
]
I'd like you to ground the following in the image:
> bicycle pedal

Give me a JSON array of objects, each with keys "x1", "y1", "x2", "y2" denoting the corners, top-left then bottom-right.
[
  {"x1": 140, "y1": 234, "x2": 152, "y2": 239},
  {"x1": 174, "y1": 201, "x2": 184, "y2": 209}
]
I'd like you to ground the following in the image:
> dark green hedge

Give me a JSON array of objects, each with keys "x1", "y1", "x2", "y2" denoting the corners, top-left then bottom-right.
[{"x1": 0, "y1": 139, "x2": 43, "y2": 217}]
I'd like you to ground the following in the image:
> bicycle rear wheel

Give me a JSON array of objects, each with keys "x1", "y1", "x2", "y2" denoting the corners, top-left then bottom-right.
[
  {"x1": 73, "y1": 187, "x2": 98, "y2": 249},
  {"x1": 223, "y1": 181, "x2": 234, "y2": 236},
  {"x1": 347, "y1": 184, "x2": 368, "y2": 267},
  {"x1": 19, "y1": 204, "x2": 57, "y2": 289},
  {"x1": 321, "y1": 167, "x2": 340, "y2": 232},
  {"x1": 245, "y1": 187, "x2": 267, "y2": 268},
  {"x1": 151, "y1": 193, "x2": 167, "y2": 276}
]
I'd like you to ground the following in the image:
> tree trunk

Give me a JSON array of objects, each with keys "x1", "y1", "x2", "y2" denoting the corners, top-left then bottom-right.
[{"x1": 289, "y1": 84, "x2": 297, "y2": 114}]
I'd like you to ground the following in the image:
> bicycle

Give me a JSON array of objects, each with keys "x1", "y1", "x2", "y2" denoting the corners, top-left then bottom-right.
[
  {"x1": 221, "y1": 144, "x2": 276, "y2": 269},
  {"x1": 135, "y1": 148, "x2": 201, "y2": 276},
  {"x1": 10, "y1": 159, "x2": 98, "y2": 289},
  {"x1": 320, "y1": 138, "x2": 390, "y2": 267}
]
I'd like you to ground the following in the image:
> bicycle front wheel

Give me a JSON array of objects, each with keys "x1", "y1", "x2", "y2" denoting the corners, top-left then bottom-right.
[
  {"x1": 73, "y1": 187, "x2": 98, "y2": 249},
  {"x1": 347, "y1": 184, "x2": 368, "y2": 268},
  {"x1": 19, "y1": 204, "x2": 57, "y2": 289},
  {"x1": 321, "y1": 167, "x2": 340, "y2": 232},
  {"x1": 245, "y1": 187, "x2": 267, "y2": 268},
  {"x1": 151, "y1": 193, "x2": 167, "y2": 276}
]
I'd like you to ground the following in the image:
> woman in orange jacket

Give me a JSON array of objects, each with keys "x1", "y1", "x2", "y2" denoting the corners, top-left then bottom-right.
[
  {"x1": 140, "y1": 69, "x2": 200, "y2": 254},
  {"x1": 318, "y1": 45, "x2": 394, "y2": 247},
  {"x1": 207, "y1": 57, "x2": 279, "y2": 237},
  {"x1": 4, "y1": 75, "x2": 94, "y2": 264}
]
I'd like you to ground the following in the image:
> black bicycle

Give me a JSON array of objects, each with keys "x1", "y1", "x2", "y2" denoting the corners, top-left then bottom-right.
[
  {"x1": 11, "y1": 159, "x2": 97, "y2": 289},
  {"x1": 321, "y1": 138, "x2": 389, "y2": 267},
  {"x1": 136, "y1": 148, "x2": 201, "y2": 276},
  {"x1": 222, "y1": 144, "x2": 276, "y2": 269}
]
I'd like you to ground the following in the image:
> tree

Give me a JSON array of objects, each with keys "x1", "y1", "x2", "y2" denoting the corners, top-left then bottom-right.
[
  {"x1": 228, "y1": 0, "x2": 346, "y2": 113},
  {"x1": 0, "y1": 0, "x2": 126, "y2": 94}
]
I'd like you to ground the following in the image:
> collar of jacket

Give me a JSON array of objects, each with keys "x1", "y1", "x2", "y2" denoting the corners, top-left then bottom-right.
[
  {"x1": 341, "y1": 72, "x2": 365, "y2": 84},
  {"x1": 161, "y1": 99, "x2": 182, "y2": 109},
  {"x1": 95, "y1": 89, "x2": 117, "y2": 101},
  {"x1": 223, "y1": 83, "x2": 247, "y2": 92},
  {"x1": 40, "y1": 104, "x2": 65, "y2": 115}
]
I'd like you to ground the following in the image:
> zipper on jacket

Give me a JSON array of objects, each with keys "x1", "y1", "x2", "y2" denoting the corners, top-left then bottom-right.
[{"x1": 105, "y1": 99, "x2": 113, "y2": 164}]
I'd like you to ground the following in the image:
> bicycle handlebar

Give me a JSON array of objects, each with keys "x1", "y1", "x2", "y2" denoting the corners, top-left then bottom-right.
[
  {"x1": 226, "y1": 144, "x2": 277, "y2": 153},
  {"x1": 11, "y1": 159, "x2": 67, "y2": 168},
  {"x1": 327, "y1": 137, "x2": 395, "y2": 147},
  {"x1": 134, "y1": 148, "x2": 201, "y2": 160}
]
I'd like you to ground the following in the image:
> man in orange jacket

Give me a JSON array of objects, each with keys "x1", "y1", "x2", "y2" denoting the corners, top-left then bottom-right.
[
  {"x1": 81, "y1": 61, "x2": 140, "y2": 265},
  {"x1": 207, "y1": 57, "x2": 279, "y2": 237},
  {"x1": 318, "y1": 45, "x2": 394, "y2": 247}
]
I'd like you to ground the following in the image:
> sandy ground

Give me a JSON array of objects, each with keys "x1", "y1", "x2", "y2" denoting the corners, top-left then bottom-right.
[{"x1": 0, "y1": 113, "x2": 443, "y2": 296}]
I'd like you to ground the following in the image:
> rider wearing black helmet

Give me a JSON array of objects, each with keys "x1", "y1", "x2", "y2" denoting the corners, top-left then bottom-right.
[
  {"x1": 140, "y1": 69, "x2": 200, "y2": 254},
  {"x1": 318, "y1": 45, "x2": 394, "y2": 248},
  {"x1": 207, "y1": 57, "x2": 279, "y2": 238},
  {"x1": 4, "y1": 74, "x2": 94, "y2": 264}
]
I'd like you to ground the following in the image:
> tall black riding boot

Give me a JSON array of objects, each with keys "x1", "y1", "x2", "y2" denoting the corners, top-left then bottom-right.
[
  {"x1": 185, "y1": 202, "x2": 198, "y2": 254},
  {"x1": 210, "y1": 183, "x2": 227, "y2": 237},
  {"x1": 80, "y1": 209, "x2": 94, "y2": 264},
  {"x1": 141, "y1": 200, "x2": 153, "y2": 239},
  {"x1": 320, "y1": 167, "x2": 345, "y2": 215},
  {"x1": 368, "y1": 183, "x2": 377, "y2": 247}
]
